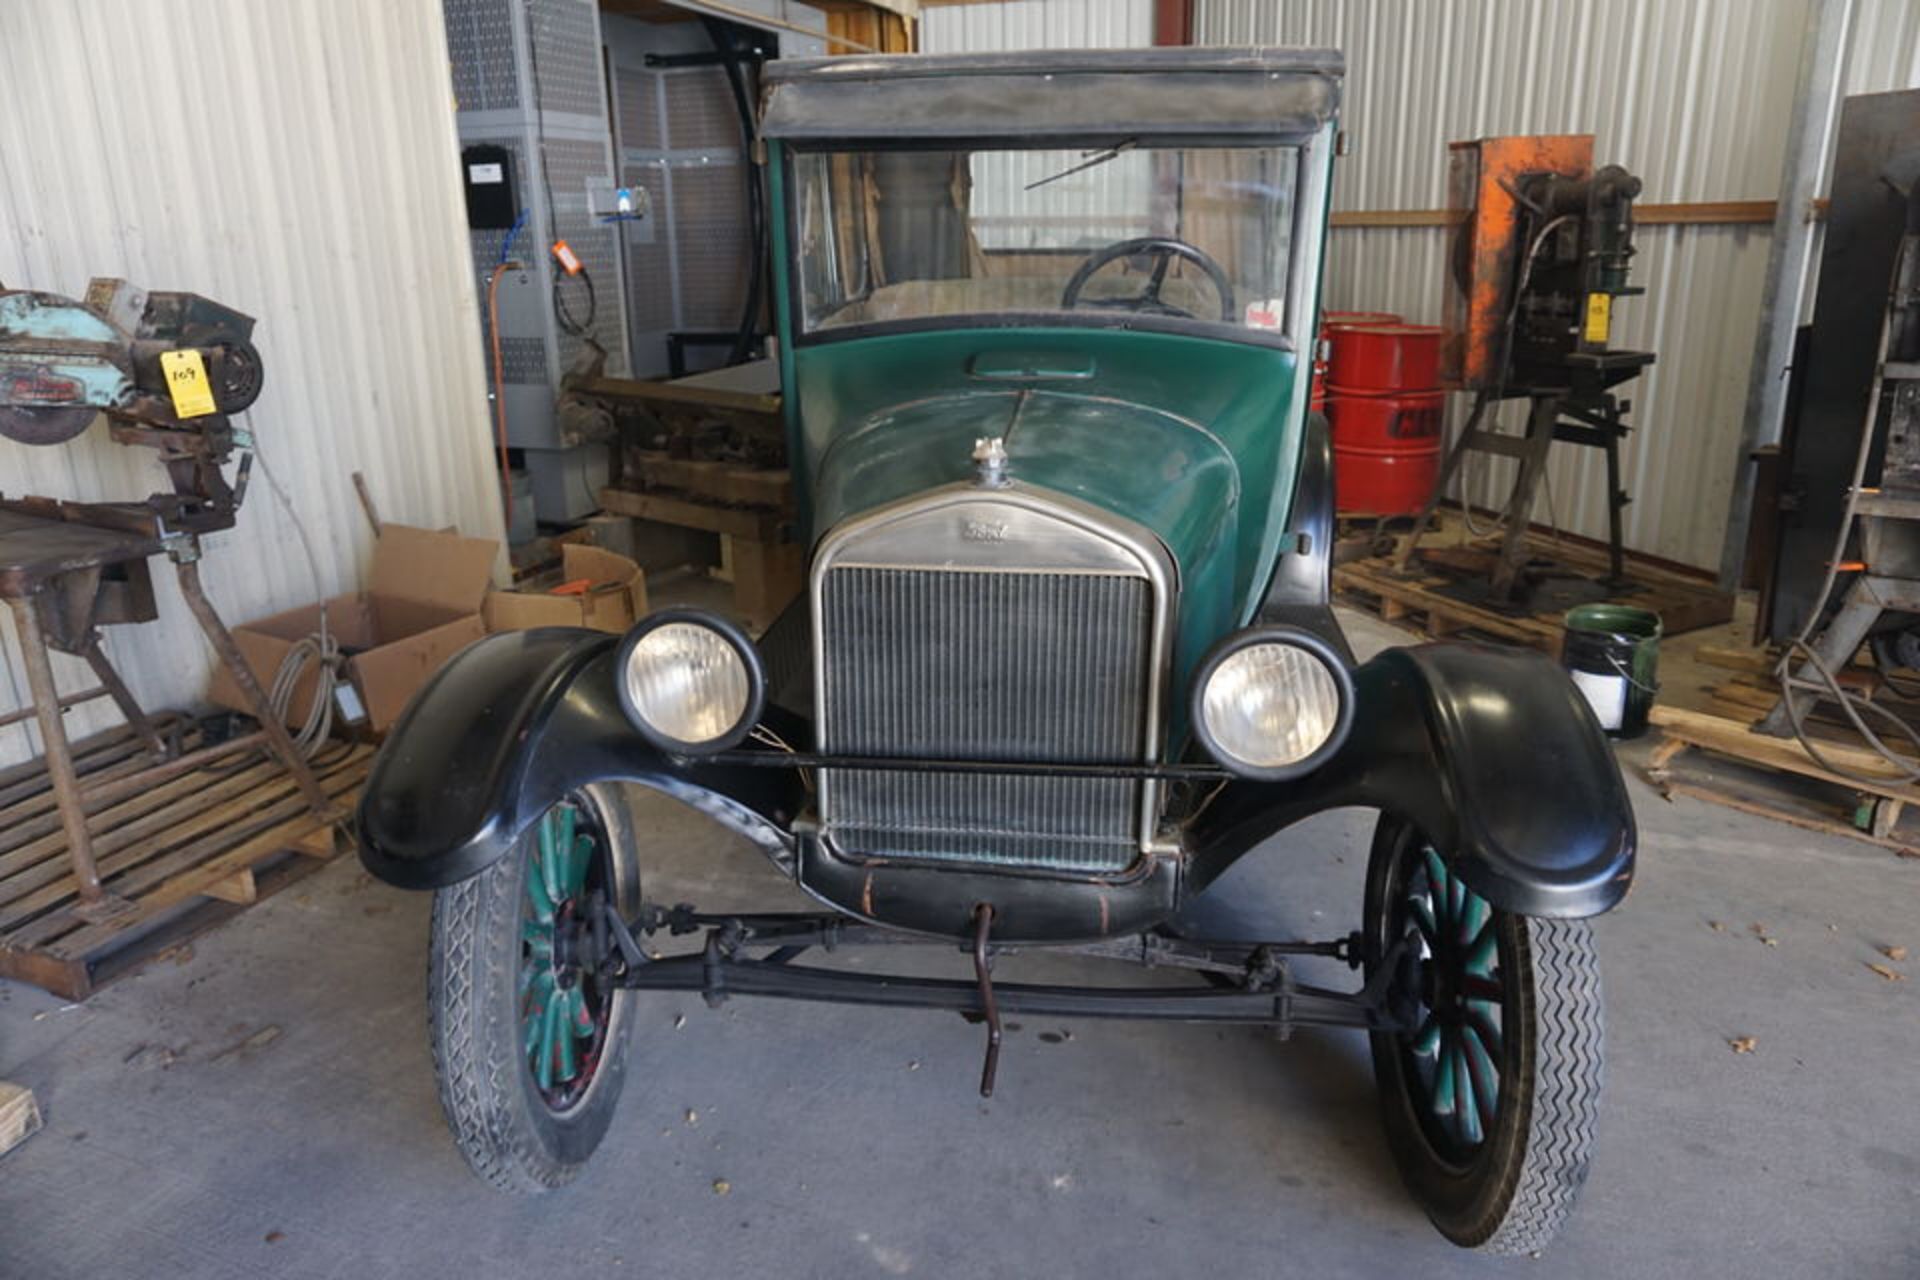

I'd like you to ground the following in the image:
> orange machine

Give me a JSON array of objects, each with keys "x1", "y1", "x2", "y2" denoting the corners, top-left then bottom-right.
[
  {"x1": 1441, "y1": 134, "x2": 1646, "y2": 391},
  {"x1": 1401, "y1": 133, "x2": 1654, "y2": 603}
]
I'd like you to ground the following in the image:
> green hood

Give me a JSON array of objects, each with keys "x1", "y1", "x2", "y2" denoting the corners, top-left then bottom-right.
[{"x1": 789, "y1": 326, "x2": 1305, "y2": 687}]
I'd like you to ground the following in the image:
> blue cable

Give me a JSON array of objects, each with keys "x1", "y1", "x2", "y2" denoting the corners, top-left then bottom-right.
[{"x1": 498, "y1": 208, "x2": 528, "y2": 266}]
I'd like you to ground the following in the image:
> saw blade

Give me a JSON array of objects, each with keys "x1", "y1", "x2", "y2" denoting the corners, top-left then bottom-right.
[{"x1": 0, "y1": 404, "x2": 96, "y2": 445}]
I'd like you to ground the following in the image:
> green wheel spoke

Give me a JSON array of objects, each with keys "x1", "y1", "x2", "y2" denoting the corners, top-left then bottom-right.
[
  {"x1": 1457, "y1": 893, "x2": 1490, "y2": 947},
  {"x1": 1422, "y1": 848, "x2": 1450, "y2": 917},
  {"x1": 566, "y1": 833, "x2": 594, "y2": 899},
  {"x1": 1430, "y1": 1035, "x2": 1459, "y2": 1118},
  {"x1": 1464, "y1": 929, "x2": 1497, "y2": 976},
  {"x1": 1412, "y1": 1014, "x2": 1442, "y2": 1057},
  {"x1": 1460, "y1": 1023, "x2": 1500, "y2": 1125},
  {"x1": 1409, "y1": 894, "x2": 1440, "y2": 949},
  {"x1": 526, "y1": 974, "x2": 557, "y2": 1079},
  {"x1": 1455, "y1": 1042, "x2": 1484, "y2": 1145},
  {"x1": 553, "y1": 1000, "x2": 578, "y2": 1081},
  {"x1": 567, "y1": 985, "x2": 595, "y2": 1036},
  {"x1": 1466, "y1": 1004, "x2": 1504, "y2": 1055},
  {"x1": 540, "y1": 813, "x2": 568, "y2": 908},
  {"x1": 525, "y1": 853, "x2": 556, "y2": 917}
]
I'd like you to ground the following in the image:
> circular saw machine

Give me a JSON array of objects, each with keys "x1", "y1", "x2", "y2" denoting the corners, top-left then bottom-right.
[{"x1": 0, "y1": 277, "x2": 263, "y2": 528}]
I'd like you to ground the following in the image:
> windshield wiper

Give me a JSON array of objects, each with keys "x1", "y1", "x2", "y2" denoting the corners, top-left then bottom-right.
[{"x1": 1024, "y1": 140, "x2": 1137, "y2": 192}]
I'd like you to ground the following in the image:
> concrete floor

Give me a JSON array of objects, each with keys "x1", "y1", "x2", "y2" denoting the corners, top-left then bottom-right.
[{"x1": 2, "y1": 610, "x2": 1918, "y2": 1278}]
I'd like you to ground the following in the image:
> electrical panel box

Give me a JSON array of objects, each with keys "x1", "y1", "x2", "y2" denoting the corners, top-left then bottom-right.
[{"x1": 462, "y1": 144, "x2": 518, "y2": 230}]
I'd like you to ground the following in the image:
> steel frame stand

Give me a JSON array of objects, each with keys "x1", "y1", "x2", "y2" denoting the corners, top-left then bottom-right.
[
  {"x1": 1758, "y1": 572, "x2": 1920, "y2": 737},
  {"x1": 1, "y1": 526, "x2": 338, "y2": 922},
  {"x1": 1395, "y1": 388, "x2": 1634, "y2": 605}
]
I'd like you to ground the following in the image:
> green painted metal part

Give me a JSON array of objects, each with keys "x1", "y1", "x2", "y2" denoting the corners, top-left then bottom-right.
[
  {"x1": 792, "y1": 327, "x2": 1300, "y2": 690},
  {"x1": 520, "y1": 803, "x2": 597, "y2": 1097}
]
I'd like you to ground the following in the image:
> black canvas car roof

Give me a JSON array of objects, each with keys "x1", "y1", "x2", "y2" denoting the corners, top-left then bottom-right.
[{"x1": 761, "y1": 47, "x2": 1345, "y2": 145}]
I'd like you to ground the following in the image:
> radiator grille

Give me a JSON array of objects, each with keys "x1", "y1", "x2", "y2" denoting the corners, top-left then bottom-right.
[{"x1": 820, "y1": 566, "x2": 1152, "y2": 872}]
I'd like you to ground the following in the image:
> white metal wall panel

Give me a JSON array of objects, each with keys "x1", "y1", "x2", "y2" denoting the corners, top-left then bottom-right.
[
  {"x1": 0, "y1": 0, "x2": 502, "y2": 767},
  {"x1": 1846, "y1": 0, "x2": 1920, "y2": 94},
  {"x1": 1195, "y1": 0, "x2": 1821, "y2": 569},
  {"x1": 922, "y1": 0, "x2": 1153, "y2": 54}
]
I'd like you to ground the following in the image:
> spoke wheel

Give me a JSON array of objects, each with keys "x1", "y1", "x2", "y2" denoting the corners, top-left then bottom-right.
[
  {"x1": 1364, "y1": 814, "x2": 1604, "y2": 1254},
  {"x1": 428, "y1": 784, "x2": 640, "y2": 1192},
  {"x1": 519, "y1": 802, "x2": 614, "y2": 1112}
]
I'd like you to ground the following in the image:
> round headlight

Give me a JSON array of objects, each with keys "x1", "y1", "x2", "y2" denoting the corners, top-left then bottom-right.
[
  {"x1": 1192, "y1": 628, "x2": 1353, "y2": 779},
  {"x1": 615, "y1": 609, "x2": 764, "y2": 754}
]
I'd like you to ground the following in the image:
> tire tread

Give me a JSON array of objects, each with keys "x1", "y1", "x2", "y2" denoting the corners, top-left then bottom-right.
[{"x1": 1476, "y1": 917, "x2": 1603, "y2": 1255}]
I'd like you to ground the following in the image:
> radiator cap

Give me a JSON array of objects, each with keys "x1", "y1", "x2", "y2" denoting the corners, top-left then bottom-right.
[{"x1": 972, "y1": 435, "x2": 1010, "y2": 488}]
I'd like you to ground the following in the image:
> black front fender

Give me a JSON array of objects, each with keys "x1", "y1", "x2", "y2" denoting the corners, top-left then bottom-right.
[
  {"x1": 1190, "y1": 642, "x2": 1635, "y2": 918},
  {"x1": 357, "y1": 628, "x2": 804, "y2": 890}
]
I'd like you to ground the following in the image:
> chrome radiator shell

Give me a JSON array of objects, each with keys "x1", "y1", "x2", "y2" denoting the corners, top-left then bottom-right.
[{"x1": 810, "y1": 485, "x2": 1174, "y2": 873}]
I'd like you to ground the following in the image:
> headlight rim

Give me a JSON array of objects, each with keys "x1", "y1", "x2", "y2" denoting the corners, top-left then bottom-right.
[
  {"x1": 1189, "y1": 625, "x2": 1355, "y2": 781},
  {"x1": 614, "y1": 607, "x2": 766, "y2": 756}
]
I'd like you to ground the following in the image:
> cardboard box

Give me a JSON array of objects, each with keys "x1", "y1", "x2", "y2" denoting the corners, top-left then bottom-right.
[
  {"x1": 207, "y1": 523, "x2": 500, "y2": 734},
  {"x1": 484, "y1": 543, "x2": 648, "y2": 634}
]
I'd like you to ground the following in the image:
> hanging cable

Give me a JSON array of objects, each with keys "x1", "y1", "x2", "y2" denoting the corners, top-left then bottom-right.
[
  {"x1": 523, "y1": 0, "x2": 596, "y2": 339},
  {"x1": 705, "y1": 14, "x2": 768, "y2": 366},
  {"x1": 247, "y1": 423, "x2": 349, "y2": 761}
]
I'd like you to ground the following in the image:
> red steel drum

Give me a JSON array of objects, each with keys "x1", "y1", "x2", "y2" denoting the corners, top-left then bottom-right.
[
  {"x1": 1327, "y1": 390, "x2": 1443, "y2": 516},
  {"x1": 1325, "y1": 390, "x2": 1443, "y2": 448},
  {"x1": 1334, "y1": 442, "x2": 1442, "y2": 516},
  {"x1": 1320, "y1": 310, "x2": 1402, "y2": 333},
  {"x1": 1328, "y1": 322, "x2": 1444, "y2": 394}
]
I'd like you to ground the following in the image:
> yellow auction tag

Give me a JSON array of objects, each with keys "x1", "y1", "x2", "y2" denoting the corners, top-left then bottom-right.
[
  {"x1": 1583, "y1": 292, "x2": 1612, "y2": 345},
  {"x1": 158, "y1": 349, "x2": 218, "y2": 419}
]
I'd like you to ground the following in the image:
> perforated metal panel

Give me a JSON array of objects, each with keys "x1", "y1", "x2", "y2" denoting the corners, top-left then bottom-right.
[
  {"x1": 621, "y1": 163, "x2": 674, "y2": 332},
  {"x1": 664, "y1": 68, "x2": 741, "y2": 151},
  {"x1": 529, "y1": 0, "x2": 604, "y2": 118},
  {"x1": 672, "y1": 164, "x2": 750, "y2": 330},
  {"x1": 496, "y1": 337, "x2": 550, "y2": 385},
  {"x1": 617, "y1": 70, "x2": 664, "y2": 152},
  {"x1": 445, "y1": 0, "x2": 520, "y2": 111}
]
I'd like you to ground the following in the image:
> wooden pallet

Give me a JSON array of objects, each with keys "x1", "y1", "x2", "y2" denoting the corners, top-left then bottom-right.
[
  {"x1": 1646, "y1": 704, "x2": 1920, "y2": 858},
  {"x1": 1334, "y1": 523, "x2": 1734, "y2": 657},
  {"x1": 0, "y1": 726, "x2": 368, "y2": 1000}
]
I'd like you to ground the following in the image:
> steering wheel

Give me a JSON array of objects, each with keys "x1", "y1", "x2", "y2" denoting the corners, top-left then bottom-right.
[{"x1": 1060, "y1": 237, "x2": 1236, "y2": 323}]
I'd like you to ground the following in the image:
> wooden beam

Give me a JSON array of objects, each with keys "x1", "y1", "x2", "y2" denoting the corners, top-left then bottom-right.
[
  {"x1": 1331, "y1": 199, "x2": 1808, "y2": 230},
  {"x1": 585, "y1": 375, "x2": 780, "y2": 418},
  {"x1": 813, "y1": 0, "x2": 918, "y2": 17},
  {"x1": 599, "y1": 488, "x2": 784, "y2": 541}
]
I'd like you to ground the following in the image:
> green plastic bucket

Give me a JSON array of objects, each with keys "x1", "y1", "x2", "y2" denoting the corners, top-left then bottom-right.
[{"x1": 1562, "y1": 604, "x2": 1662, "y2": 739}]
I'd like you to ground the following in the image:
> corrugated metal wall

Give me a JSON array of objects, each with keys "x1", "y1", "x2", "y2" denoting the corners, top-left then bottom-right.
[
  {"x1": 921, "y1": 0, "x2": 1152, "y2": 53},
  {"x1": 1193, "y1": 0, "x2": 1920, "y2": 570},
  {"x1": 0, "y1": 0, "x2": 502, "y2": 767}
]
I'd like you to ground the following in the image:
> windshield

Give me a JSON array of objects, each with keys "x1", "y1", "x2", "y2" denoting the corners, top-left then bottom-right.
[{"x1": 789, "y1": 143, "x2": 1301, "y2": 340}]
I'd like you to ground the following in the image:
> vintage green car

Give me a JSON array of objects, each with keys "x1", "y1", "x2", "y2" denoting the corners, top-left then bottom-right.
[{"x1": 358, "y1": 48, "x2": 1634, "y2": 1254}]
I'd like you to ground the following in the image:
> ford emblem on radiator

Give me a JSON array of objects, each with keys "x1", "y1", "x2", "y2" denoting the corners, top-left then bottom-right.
[{"x1": 961, "y1": 518, "x2": 1008, "y2": 543}]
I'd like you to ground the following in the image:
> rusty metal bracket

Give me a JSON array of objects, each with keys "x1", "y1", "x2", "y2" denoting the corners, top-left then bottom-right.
[{"x1": 971, "y1": 903, "x2": 1002, "y2": 1098}]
